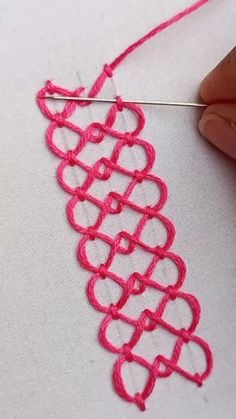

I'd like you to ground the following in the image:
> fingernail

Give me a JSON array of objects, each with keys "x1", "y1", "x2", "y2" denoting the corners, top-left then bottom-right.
[{"x1": 199, "y1": 113, "x2": 236, "y2": 159}]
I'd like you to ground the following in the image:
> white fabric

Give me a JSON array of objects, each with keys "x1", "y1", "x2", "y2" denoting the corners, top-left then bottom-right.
[{"x1": 1, "y1": 0, "x2": 236, "y2": 418}]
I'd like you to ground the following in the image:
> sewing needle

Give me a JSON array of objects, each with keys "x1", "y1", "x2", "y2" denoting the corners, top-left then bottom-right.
[{"x1": 44, "y1": 95, "x2": 207, "y2": 108}]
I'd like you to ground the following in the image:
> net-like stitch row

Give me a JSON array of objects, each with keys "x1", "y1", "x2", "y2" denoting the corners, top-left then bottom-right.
[
  {"x1": 37, "y1": 0, "x2": 212, "y2": 410},
  {"x1": 37, "y1": 79, "x2": 212, "y2": 411}
]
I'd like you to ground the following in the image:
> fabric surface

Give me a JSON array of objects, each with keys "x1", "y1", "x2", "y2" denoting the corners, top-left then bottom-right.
[{"x1": 1, "y1": 0, "x2": 236, "y2": 418}]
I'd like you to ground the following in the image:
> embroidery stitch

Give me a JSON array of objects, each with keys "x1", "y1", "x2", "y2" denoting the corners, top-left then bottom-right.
[{"x1": 37, "y1": 0, "x2": 213, "y2": 410}]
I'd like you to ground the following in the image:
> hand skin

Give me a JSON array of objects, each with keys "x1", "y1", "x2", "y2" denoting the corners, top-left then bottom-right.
[{"x1": 199, "y1": 47, "x2": 236, "y2": 159}]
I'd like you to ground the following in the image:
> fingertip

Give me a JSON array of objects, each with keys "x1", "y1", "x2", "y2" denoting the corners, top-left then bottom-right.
[
  {"x1": 199, "y1": 47, "x2": 236, "y2": 103},
  {"x1": 199, "y1": 73, "x2": 214, "y2": 104}
]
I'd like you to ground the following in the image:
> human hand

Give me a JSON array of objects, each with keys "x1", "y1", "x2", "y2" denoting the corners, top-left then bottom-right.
[{"x1": 199, "y1": 47, "x2": 236, "y2": 159}]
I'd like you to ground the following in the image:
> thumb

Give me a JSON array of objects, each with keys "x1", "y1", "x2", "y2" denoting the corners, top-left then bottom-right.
[{"x1": 198, "y1": 103, "x2": 236, "y2": 159}]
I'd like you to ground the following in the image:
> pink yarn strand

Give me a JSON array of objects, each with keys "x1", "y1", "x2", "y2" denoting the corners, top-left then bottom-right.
[
  {"x1": 110, "y1": 0, "x2": 209, "y2": 71},
  {"x1": 87, "y1": 0, "x2": 209, "y2": 98}
]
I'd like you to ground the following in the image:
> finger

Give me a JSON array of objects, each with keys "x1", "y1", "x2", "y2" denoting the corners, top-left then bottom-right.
[
  {"x1": 198, "y1": 103, "x2": 236, "y2": 159},
  {"x1": 200, "y1": 47, "x2": 236, "y2": 103}
]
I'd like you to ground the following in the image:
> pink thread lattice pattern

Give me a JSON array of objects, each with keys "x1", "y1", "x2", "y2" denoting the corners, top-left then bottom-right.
[
  {"x1": 37, "y1": 0, "x2": 213, "y2": 410},
  {"x1": 37, "y1": 77, "x2": 212, "y2": 410}
]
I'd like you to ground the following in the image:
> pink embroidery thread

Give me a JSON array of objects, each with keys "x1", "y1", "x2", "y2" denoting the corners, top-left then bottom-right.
[{"x1": 37, "y1": 0, "x2": 213, "y2": 411}]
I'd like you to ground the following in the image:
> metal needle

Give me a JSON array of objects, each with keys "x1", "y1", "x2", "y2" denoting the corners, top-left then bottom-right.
[{"x1": 44, "y1": 95, "x2": 207, "y2": 108}]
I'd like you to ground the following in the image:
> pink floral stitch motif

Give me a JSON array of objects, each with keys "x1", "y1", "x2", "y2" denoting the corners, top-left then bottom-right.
[{"x1": 37, "y1": 0, "x2": 213, "y2": 411}]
